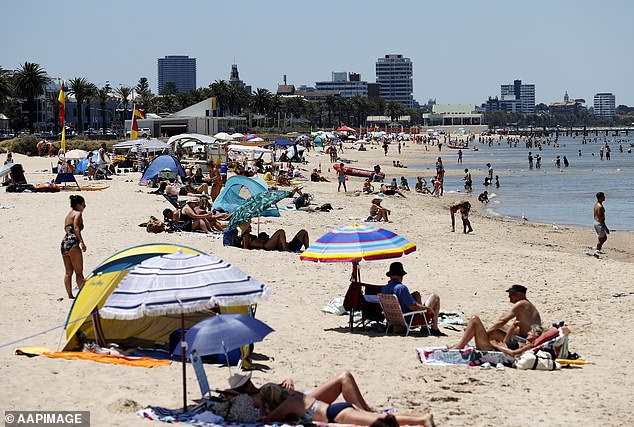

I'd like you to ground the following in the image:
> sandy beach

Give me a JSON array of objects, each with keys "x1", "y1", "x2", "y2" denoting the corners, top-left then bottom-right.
[{"x1": 1, "y1": 141, "x2": 633, "y2": 427}]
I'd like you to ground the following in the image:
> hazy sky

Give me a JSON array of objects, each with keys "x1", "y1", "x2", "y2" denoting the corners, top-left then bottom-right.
[{"x1": 3, "y1": 0, "x2": 633, "y2": 106}]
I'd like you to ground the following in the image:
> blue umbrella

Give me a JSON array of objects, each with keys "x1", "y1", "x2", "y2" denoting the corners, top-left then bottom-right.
[
  {"x1": 175, "y1": 313, "x2": 274, "y2": 360},
  {"x1": 227, "y1": 189, "x2": 291, "y2": 231}
]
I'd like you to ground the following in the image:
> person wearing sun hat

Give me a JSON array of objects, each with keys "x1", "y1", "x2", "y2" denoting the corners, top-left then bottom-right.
[
  {"x1": 381, "y1": 262, "x2": 443, "y2": 336},
  {"x1": 178, "y1": 196, "x2": 217, "y2": 233}
]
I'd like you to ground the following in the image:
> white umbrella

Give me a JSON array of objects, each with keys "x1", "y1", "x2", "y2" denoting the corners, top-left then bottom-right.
[
  {"x1": 99, "y1": 250, "x2": 271, "y2": 411},
  {"x1": 65, "y1": 149, "x2": 88, "y2": 160},
  {"x1": 214, "y1": 132, "x2": 233, "y2": 141},
  {"x1": 182, "y1": 141, "x2": 198, "y2": 148},
  {"x1": 230, "y1": 132, "x2": 245, "y2": 139}
]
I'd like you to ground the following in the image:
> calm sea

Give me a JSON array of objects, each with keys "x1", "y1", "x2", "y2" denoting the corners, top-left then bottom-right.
[{"x1": 409, "y1": 133, "x2": 634, "y2": 231}]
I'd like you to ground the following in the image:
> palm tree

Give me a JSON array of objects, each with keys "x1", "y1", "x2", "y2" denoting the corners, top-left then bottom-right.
[
  {"x1": 209, "y1": 80, "x2": 230, "y2": 116},
  {"x1": 252, "y1": 88, "x2": 272, "y2": 115},
  {"x1": 114, "y1": 86, "x2": 132, "y2": 124},
  {"x1": 324, "y1": 94, "x2": 338, "y2": 128},
  {"x1": 13, "y1": 62, "x2": 50, "y2": 133},
  {"x1": 385, "y1": 101, "x2": 405, "y2": 124},
  {"x1": 0, "y1": 67, "x2": 13, "y2": 107},
  {"x1": 94, "y1": 84, "x2": 112, "y2": 135},
  {"x1": 137, "y1": 91, "x2": 156, "y2": 111},
  {"x1": 68, "y1": 77, "x2": 94, "y2": 133},
  {"x1": 175, "y1": 91, "x2": 193, "y2": 111}
]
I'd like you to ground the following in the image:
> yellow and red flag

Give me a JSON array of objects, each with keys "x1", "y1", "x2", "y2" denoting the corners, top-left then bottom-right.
[
  {"x1": 130, "y1": 104, "x2": 144, "y2": 140},
  {"x1": 58, "y1": 82, "x2": 66, "y2": 151}
]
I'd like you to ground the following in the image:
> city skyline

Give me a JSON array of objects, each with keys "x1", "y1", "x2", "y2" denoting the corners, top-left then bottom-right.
[{"x1": 2, "y1": 0, "x2": 633, "y2": 106}]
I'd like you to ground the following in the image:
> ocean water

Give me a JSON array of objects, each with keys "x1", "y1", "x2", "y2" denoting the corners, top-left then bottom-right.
[{"x1": 408, "y1": 134, "x2": 634, "y2": 231}]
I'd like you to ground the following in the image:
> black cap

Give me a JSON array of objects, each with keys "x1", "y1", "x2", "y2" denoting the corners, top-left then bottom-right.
[
  {"x1": 506, "y1": 284, "x2": 527, "y2": 294},
  {"x1": 386, "y1": 262, "x2": 407, "y2": 277}
]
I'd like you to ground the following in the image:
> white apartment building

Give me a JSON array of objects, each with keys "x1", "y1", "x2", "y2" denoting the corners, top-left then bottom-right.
[{"x1": 593, "y1": 93, "x2": 615, "y2": 118}]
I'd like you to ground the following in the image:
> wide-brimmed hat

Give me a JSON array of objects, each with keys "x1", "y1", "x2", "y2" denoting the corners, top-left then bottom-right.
[
  {"x1": 386, "y1": 261, "x2": 407, "y2": 277},
  {"x1": 228, "y1": 372, "x2": 252, "y2": 389},
  {"x1": 506, "y1": 284, "x2": 527, "y2": 294}
]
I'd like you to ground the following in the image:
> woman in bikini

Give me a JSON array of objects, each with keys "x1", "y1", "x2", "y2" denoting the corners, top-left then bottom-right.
[
  {"x1": 61, "y1": 195, "x2": 87, "y2": 299},
  {"x1": 260, "y1": 383, "x2": 434, "y2": 427}
]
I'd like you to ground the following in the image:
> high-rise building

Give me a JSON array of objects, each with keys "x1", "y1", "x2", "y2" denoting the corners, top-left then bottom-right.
[
  {"x1": 157, "y1": 55, "x2": 196, "y2": 94},
  {"x1": 593, "y1": 93, "x2": 615, "y2": 118},
  {"x1": 500, "y1": 79, "x2": 535, "y2": 115},
  {"x1": 315, "y1": 72, "x2": 368, "y2": 98},
  {"x1": 375, "y1": 54, "x2": 413, "y2": 108}
]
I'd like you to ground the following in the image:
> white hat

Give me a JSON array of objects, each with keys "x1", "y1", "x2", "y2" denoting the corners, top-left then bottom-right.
[
  {"x1": 237, "y1": 221, "x2": 251, "y2": 236},
  {"x1": 228, "y1": 372, "x2": 252, "y2": 389}
]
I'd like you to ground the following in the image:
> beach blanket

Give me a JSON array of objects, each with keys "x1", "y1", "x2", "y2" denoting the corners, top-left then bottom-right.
[
  {"x1": 417, "y1": 346, "x2": 511, "y2": 367},
  {"x1": 41, "y1": 351, "x2": 172, "y2": 368}
]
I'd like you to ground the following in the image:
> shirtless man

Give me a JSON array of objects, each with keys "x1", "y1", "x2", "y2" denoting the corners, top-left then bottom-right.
[
  {"x1": 593, "y1": 192, "x2": 609, "y2": 254},
  {"x1": 487, "y1": 284, "x2": 542, "y2": 342}
]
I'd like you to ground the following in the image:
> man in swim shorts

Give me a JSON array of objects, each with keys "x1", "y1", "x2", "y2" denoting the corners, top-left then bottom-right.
[{"x1": 593, "y1": 192, "x2": 609, "y2": 254}]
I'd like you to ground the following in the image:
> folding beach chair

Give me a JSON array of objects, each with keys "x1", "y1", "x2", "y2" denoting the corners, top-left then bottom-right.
[
  {"x1": 378, "y1": 293, "x2": 430, "y2": 336},
  {"x1": 55, "y1": 172, "x2": 81, "y2": 190},
  {"x1": 163, "y1": 193, "x2": 185, "y2": 209},
  {"x1": 191, "y1": 350, "x2": 213, "y2": 400}
]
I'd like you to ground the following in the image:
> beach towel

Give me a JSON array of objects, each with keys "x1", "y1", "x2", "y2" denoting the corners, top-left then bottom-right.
[
  {"x1": 417, "y1": 347, "x2": 511, "y2": 367},
  {"x1": 40, "y1": 351, "x2": 172, "y2": 368}
]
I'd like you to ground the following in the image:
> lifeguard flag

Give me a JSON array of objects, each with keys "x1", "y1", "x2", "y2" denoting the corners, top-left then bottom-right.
[
  {"x1": 130, "y1": 104, "x2": 144, "y2": 140},
  {"x1": 58, "y1": 82, "x2": 66, "y2": 152}
]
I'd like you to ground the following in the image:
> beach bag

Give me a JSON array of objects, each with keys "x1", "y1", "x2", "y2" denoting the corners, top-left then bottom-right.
[
  {"x1": 515, "y1": 349, "x2": 560, "y2": 371},
  {"x1": 210, "y1": 394, "x2": 259, "y2": 423},
  {"x1": 146, "y1": 216, "x2": 165, "y2": 233}
]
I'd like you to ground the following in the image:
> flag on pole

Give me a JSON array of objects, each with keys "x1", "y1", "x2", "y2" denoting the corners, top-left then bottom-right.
[
  {"x1": 58, "y1": 82, "x2": 66, "y2": 152},
  {"x1": 130, "y1": 104, "x2": 144, "y2": 140}
]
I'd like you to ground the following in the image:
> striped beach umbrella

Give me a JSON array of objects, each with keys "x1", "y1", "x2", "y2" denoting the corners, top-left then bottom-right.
[
  {"x1": 99, "y1": 250, "x2": 270, "y2": 319},
  {"x1": 300, "y1": 225, "x2": 415, "y2": 332},
  {"x1": 300, "y1": 224, "x2": 416, "y2": 263}
]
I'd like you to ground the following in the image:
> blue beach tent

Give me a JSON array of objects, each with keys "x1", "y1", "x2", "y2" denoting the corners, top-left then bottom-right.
[
  {"x1": 139, "y1": 155, "x2": 186, "y2": 184},
  {"x1": 212, "y1": 176, "x2": 280, "y2": 217},
  {"x1": 74, "y1": 150, "x2": 99, "y2": 173}
]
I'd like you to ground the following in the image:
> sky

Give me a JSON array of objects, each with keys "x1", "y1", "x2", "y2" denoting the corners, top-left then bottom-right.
[{"x1": 3, "y1": 0, "x2": 633, "y2": 106}]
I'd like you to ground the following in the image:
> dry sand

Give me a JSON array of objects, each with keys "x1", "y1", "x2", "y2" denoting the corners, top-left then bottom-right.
[{"x1": 1, "y1": 142, "x2": 633, "y2": 426}]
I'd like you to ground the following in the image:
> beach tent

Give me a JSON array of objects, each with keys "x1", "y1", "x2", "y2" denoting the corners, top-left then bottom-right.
[
  {"x1": 212, "y1": 176, "x2": 280, "y2": 217},
  {"x1": 63, "y1": 244, "x2": 207, "y2": 350},
  {"x1": 227, "y1": 144, "x2": 274, "y2": 161},
  {"x1": 74, "y1": 150, "x2": 99, "y2": 173},
  {"x1": 139, "y1": 154, "x2": 185, "y2": 184},
  {"x1": 274, "y1": 139, "x2": 295, "y2": 146}
]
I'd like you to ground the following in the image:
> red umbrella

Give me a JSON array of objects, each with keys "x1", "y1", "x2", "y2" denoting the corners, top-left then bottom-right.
[{"x1": 337, "y1": 125, "x2": 355, "y2": 132}]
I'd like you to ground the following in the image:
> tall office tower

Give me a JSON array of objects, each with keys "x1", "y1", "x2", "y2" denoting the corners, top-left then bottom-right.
[
  {"x1": 375, "y1": 54, "x2": 413, "y2": 108},
  {"x1": 500, "y1": 79, "x2": 535, "y2": 115},
  {"x1": 593, "y1": 93, "x2": 616, "y2": 118},
  {"x1": 157, "y1": 55, "x2": 196, "y2": 94}
]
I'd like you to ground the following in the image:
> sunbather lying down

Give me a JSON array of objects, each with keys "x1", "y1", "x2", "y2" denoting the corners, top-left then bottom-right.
[
  {"x1": 237, "y1": 220, "x2": 309, "y2": 252},
  {"x1": 225, "y1": 371, "x2": 434, "y2": 427}
]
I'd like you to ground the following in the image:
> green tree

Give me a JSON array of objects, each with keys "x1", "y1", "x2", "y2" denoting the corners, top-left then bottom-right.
[
  {"x1": 94, "y1": 84, "x2": 112, "y2": 134},
  {"x1": 324, "y1": 94, "x2": 338, "y2": 128},
  {"x1": 251, "y1": 87, "x2": 272, "y2": 121},
  {"x1": 68, "y1": 77, "x2": 94, "y2": 133},
  {"x1": 0, "y1": 67, "x2": 13, "y2": 107},
  {"x1": 136, "y1": 77, "x2": 150, "y2": 95},
  {"x1": 385, "y1": 101, "x2": 405, "y2": 124},
  {"x1": 175, "y1": 91, "x2": 193, "y2": 110},
  {"x1": 209, "y1": 80, "x2": 230, "y2": 116},
  {"x1": 13, "y1": 62, "x2": 50, "y2": 133},
  {"x1": 114, "y1": 86, "x2": 132, "y2": 123}
]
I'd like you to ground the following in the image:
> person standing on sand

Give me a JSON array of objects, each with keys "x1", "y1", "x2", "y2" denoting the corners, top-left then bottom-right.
[
  {"x1": 593, "y1": 192, "x2": 609, "y2": 254},
  {"x1": 449, "y1": 200, "x2": 473, "y2": 233},
  {"x1": 61, "y1": 195, "x2": 87, "y2": 299},
  {"x1": 337, "y1": 163, "x2": 347, "y2": 192}
]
